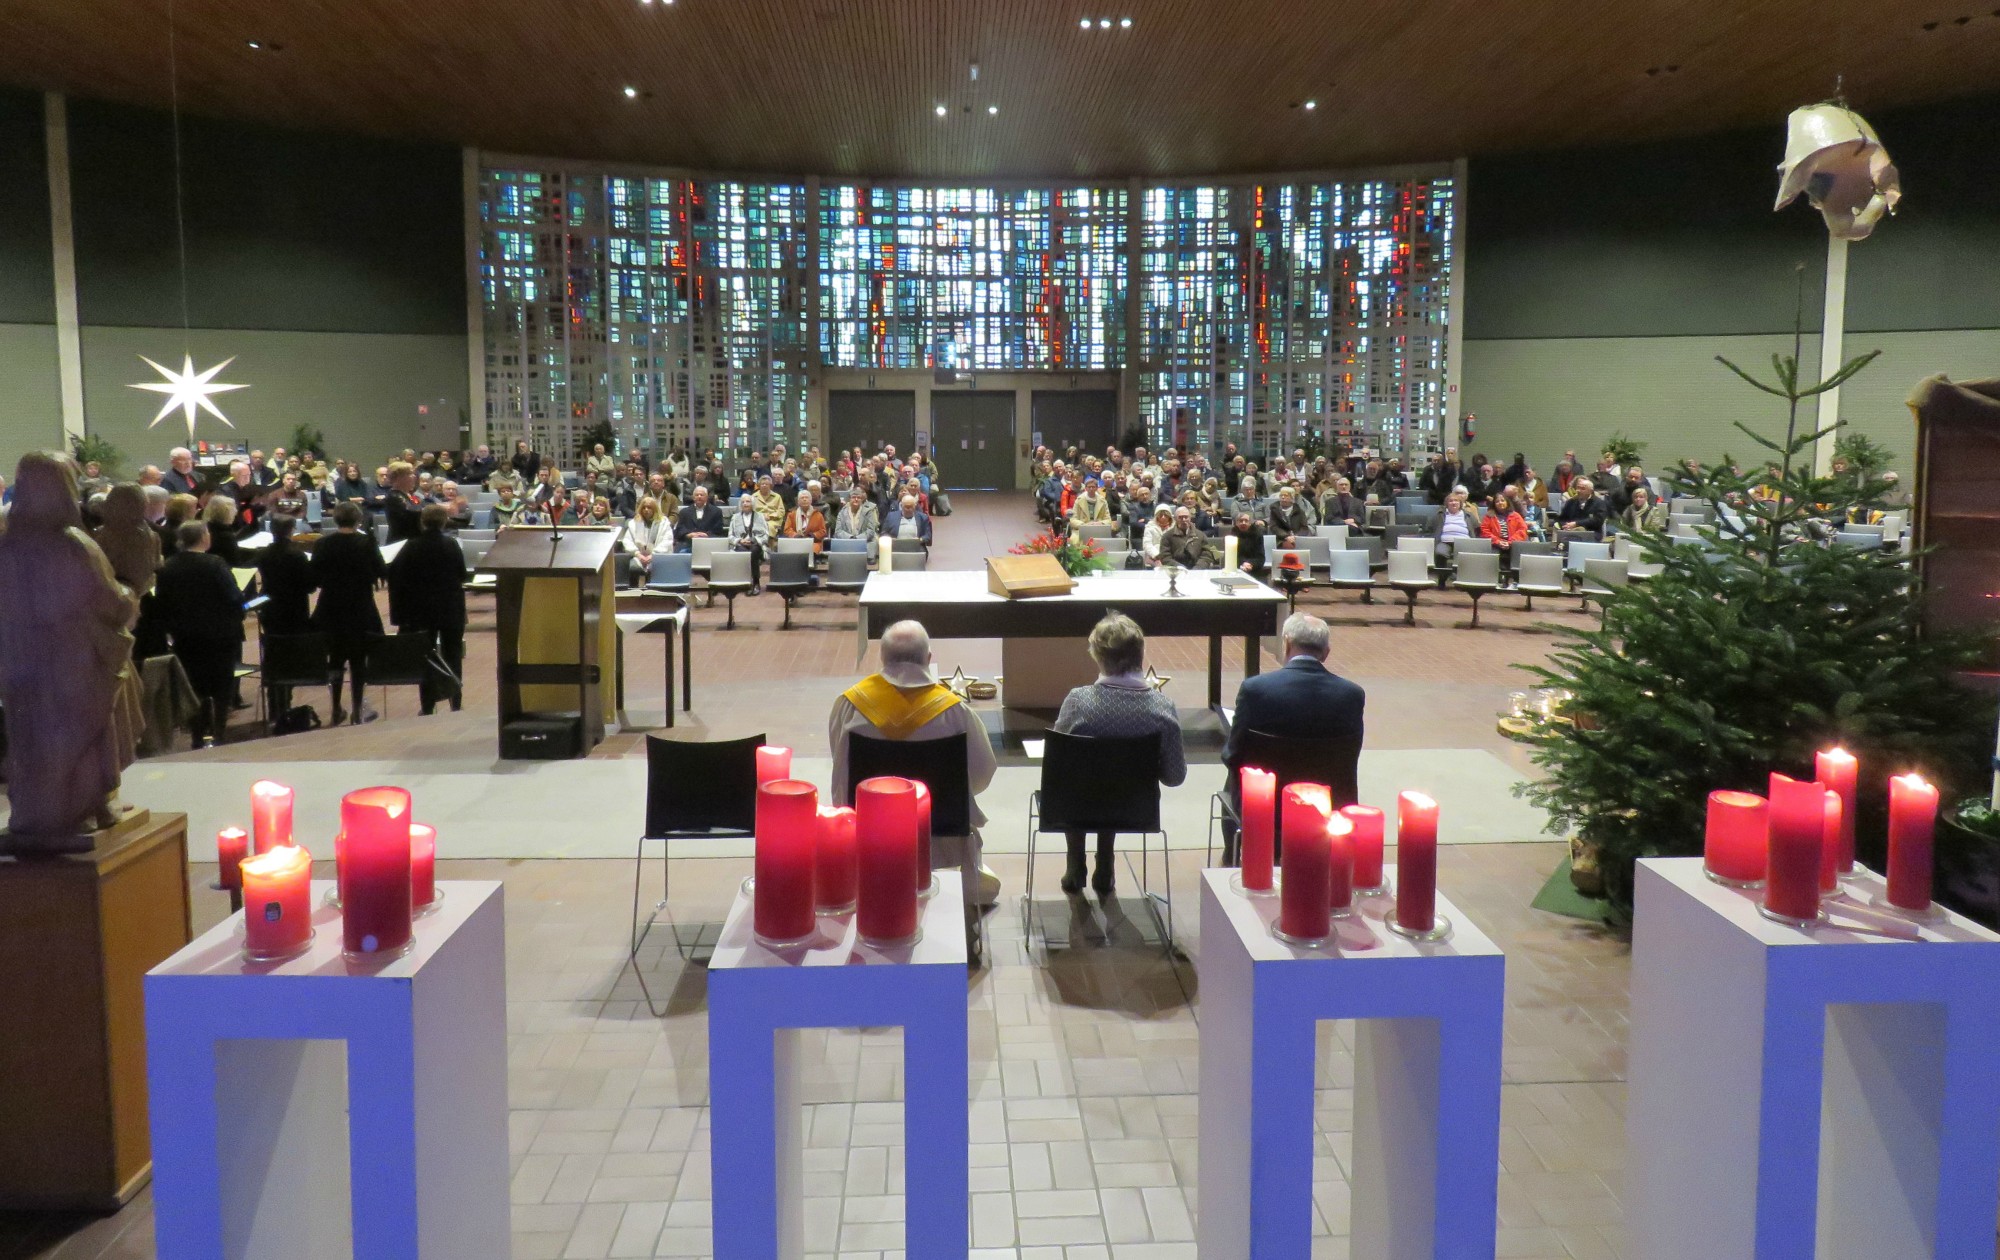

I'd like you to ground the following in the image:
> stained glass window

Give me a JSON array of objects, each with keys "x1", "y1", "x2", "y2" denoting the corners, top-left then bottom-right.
[{"x1": 479, "y1": 165, "x2": 1454, "y2": 460}]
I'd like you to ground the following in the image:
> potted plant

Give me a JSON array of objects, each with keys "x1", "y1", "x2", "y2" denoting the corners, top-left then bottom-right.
[
  {"x1": 1939, "y1": 789, "x2": 2000, "y2": 927},
  {"x1": 1008, "y1": 531, "x2": 1113, "y2": 578}
]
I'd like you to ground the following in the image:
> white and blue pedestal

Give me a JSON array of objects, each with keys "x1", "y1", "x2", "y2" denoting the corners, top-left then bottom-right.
[
  {"x1": 145, "y1": 881, "x2": 510, "y2": 1260},
  {"x1": 1196, "y1": 869, "x2": 1505, "y2": 1259},
  {"x1": 708, "y1": 873, "x2": 968, "y2": 1260},
  {"x1": 1628, "y1": 857, "x2": 2000, "y2": 1260}
]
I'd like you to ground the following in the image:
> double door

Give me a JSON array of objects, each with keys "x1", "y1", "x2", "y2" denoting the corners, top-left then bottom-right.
[{"x1": 931, "y1": 391, "x2": 1015, "y2": 490}]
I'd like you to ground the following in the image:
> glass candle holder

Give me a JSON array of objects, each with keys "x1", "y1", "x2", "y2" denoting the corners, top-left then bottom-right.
[
  {"x1": 241, "y1": 844, "x2": 314, "y2": 962},
  {"x1": 1703, "y1": 790, "x2": 1768, "y2": 886},
  {"x1": 753, "y1": 779, "x2": 820, "y2": 946},
  {"x1": 855, "y1": 776, "x2": 920, "y2": 946}
]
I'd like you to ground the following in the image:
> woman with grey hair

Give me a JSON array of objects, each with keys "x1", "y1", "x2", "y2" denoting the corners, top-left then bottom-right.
[{"x1": 1051, "y1": 613, "x2": 1187, "y2": 897}]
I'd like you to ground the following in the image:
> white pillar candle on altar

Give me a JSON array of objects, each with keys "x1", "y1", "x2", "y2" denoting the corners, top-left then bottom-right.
[
  {"x1": 878, "y1": 535, "x2": 894, "y2": 571},
  {"x1": 1224, "y1": 535, "x2": 1239, "y2": 571}
]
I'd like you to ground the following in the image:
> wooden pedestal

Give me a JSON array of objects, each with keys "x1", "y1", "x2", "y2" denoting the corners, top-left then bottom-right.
[{"x1": 0, "y1": 809, "x2": 192, "y2": 1209}]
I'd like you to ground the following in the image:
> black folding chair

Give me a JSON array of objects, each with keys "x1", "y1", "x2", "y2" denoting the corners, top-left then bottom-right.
[
  {"x1": 1208, "y1": 727, "x2": 1362, "y2": 866},
  {"x1": 259, "y1": 633, "x2": 329, "y2": 729},
  {"x1": 1024, "y1": 731, "x2": 1174, "y2": 955},
  {"x1": 631, "y1": 732, "x2": 765, "y2": 974},
  {"x1": 843, "y1": 732, "x2": 981, "y2": 962},
  {"x1": 362, "y1": 632, "x2": 431, "y2": 718}
]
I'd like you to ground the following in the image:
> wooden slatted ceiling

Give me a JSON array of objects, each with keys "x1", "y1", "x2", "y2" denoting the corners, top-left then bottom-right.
[{"x1": 0, "y1": 0, "x2": 1993, "y2": 177}]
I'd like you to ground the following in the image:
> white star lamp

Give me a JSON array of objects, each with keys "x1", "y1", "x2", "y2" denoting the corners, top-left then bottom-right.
[{"x1": 129, "y1": 353, "x2": 250, "y2": 442}]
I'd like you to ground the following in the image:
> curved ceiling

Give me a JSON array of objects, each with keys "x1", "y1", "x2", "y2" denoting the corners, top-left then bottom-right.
[{"x1": 2, "y1": 0, "x2": 1994, "y2": 178}]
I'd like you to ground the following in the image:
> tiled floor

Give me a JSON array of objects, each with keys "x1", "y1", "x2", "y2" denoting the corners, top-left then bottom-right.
[{"x1": 5, "y1": 493, "x2": 1651, "y2": 1260}]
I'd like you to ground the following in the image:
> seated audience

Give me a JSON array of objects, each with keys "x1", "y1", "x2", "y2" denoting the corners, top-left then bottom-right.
[
  {"x1": 1430, "y1": 488, "x2": 1479, "y2": 559},
  {"x1": 834, "y1": 487, "x2": 879, "y2": 540},
  {"x1": 1480, "y1": 491, "x2": 1529, "y2": 548},
  {"x1": 1141, "y1": 506, "x2": 1174, "y2": 566},
  {"x1": 491, "y1": 482, "x2": 525, "y2": 527},
  {"x1": 882, "y1": 494, "x2": 932, "y2": 547},
  {"x1": 1052, "y1": 614, "x2": 1187, "y2": 896},
  {"x1": 1556, "y1": 477, "x2": 1608, "y2": 538},
  {"x1": 1620, "y1": 484, "x2": 1668, "y2": 533},
  {"x1": 1160, "y1": 505, "x2": 1211, "y2": 567},
  {"x1": 727, "y1": 494, "x2": 771, "y2": 594},
  {"x1": 828, "y1": 620, "x2": 1000, "y2": 937},
  {"x1": 624, "y1": 496, "x2": 673, "y2": 582},
  {"x1": 676, "y1": 486, "x2": 725, "y2": 547},
  {"x1": 1316, "y1": 476, "x2": 1363, "y2": 531},
  {"x1": 1220, "y1": 613, "x2": 1366, "y2": 861},
  {"x1": 1228, "y1": 511, "x2": 1269, "y2": 578},
  {"x1": 781, "y1": 490, "x2": 828, "y2": 552},
  {"x1": 1268, "y1": 485, "x2": 1314, "y2": 547}
]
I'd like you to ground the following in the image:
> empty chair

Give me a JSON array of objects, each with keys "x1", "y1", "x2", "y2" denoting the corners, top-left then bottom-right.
[
  {"x1": 362, "y1": 632, "x2": 432, "y2": 718},
  {"x1": 891, "y1": 536, "x2": 927, "y2": 554},
  {"x1": 1564, "y1": 540, "x2": 1612, "y2": 576},
  {"x1": 1326, "y1": 548, "x2": 1375, "y2": 603},
  {"x1": 888, "y1": 549, "x2": 928, "y2": 573},
  {"x1": 1298, "y1": 534, "x2": 1334, "y2": 570},
  {"x1": 773, "y1": 536, "x2": 815, "y2": 556},
  {"x1": 688, "y1": 535, "x2": 727, "y2": 576},
  {"x1": 1546, "y1": 492, "x2": 1567, "y2": 518},
  {"x1": 1508, "y1": 539, "x2": 1556, "y2": 584},
  {"x1": 1385, "y1": 549, "x2": 1430, "y2": 625},
  {"x1": 304, "y1": 495, "x2": 323, "y2": 526},
  {"x1": 645, "y1": 551, "x2": 695, "y2": 593},
  {"x1": 1381, "y1": 523, "x2": 1417, "y2": 551},
  {"x1": 825, "y1": 549, "x2": 871, "y2": 595},
  {"x1": 1516, "y1": 553, "x2": 1567, "y2": 611},
  {"x1": 1347, "y1": 533, "x2": 1388, "y2": 575},
  {"x1": 1580, "y1": 557, "x2": 1630, "y2": 616},
  {"x1": 1099, "y1": 536, "x2": 1132, "y2": 559},
  {"x1": 458, "y1": 538, "x2": 494, "y2": 571},
  {"x1": 765, "y1": 550, "x2": 814, "y2": 628},
  {"x1": 1452, "y1": 551, "x2": 1503, "y2": 628},
  {"x1": 706, "y1": 551, "x2": 754, "y2": 628},
  {"x1": 1623, "y1": 541, "x2": 1666, "y2": 581},
  {"x1": 632, "y1": 732, "x2": 765, "y2": 960},
  {"x1": 1833, "y1": 530, "x2": 1882, "y2": 550},
  {"x1": 828, "y1": 537, "x2": 871, "y2": 555},
  {"x1": 1843, "y1": 523, "x2": 1884, "y2": 540},
  {"x1": 1395, "y1": 507, "x2": 1437, "y2": 530},
  {"x1": 1449, "y1": 537, "x2": 1494, "y2": 559},
  {"x1": 1074, "y1": 521, "x2": 1116, "y2": 541},
  {"x1": 1395, "y1": 535, "x2": 1432, "y2": 554},
  {"x1": 259, "y1": 632, "x2": 329, "y2": 728},
  {"x1": 458, "y1": 528, "x2": 499, "y2": 542},
  {"x1": 1315, "y1": 524, "x2": 1349, "y2": 549}
]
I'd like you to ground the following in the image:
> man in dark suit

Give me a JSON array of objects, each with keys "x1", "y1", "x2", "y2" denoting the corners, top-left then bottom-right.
[
  {"x1": 880, "y1": 495, "x2": 933, "y2": 547},
  {"x1": 387, "y1": 504, "x2": 469, "y2": 715},
  {"x1": 154, "y1": 520, "x2": 247, "y2": 746},
  {"x1": 162, "y1": 447, "x2": 201, "y2": 498},
  {"x1": 311, "y1": 502, "x2": 386, "y2": 725},
  {"x1": 1220, "y1": 612, "x2": 1366, "y2": 861},
  {"x1": 675, "y1": 486, "x2": 726, "y2": 551}
]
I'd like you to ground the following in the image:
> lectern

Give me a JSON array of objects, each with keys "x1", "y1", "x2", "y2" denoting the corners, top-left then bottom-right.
[{"x1": 480, "y1": 526, "x2": 618, "y2": 759}]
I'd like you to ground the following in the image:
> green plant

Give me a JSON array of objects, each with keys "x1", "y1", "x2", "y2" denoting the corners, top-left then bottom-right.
[
  {"x1": 287, "y1": 423, "x2": 328, "y2": 463},
  {"x1": 69, "y1": 433, "x2": 123, "y2": 477},
  {"x1": 1832, "y1": 430, "x2": 1896, "y2": 479},
  {"x1": 1008, "y1": 530, "x2": 1112, "y2": 577},
  {"x1": 1601, "y1": 432, "x2": 1646, "y2": 467},
  {"x1": 1952, "y1": 798, "x2": 2000, "y2": 841},
  {"x1": 1520, "y1": 271, "x2": 1995, "y2": 913},
  {"x1": 577, "y1": 420, "x2": 617, "y2": 460}
]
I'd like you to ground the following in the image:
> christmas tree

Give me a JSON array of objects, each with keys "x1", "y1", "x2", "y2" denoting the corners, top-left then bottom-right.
[{"x1": 1521, "y1": 273, "x2": 1994, "y2": 914}]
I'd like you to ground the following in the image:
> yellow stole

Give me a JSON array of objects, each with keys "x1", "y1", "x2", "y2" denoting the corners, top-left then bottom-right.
[{"x1": 843, "y1": 674, "x2": 961, "y2": 741}]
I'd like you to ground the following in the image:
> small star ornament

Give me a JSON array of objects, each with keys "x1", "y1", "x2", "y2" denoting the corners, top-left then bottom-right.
[{"x1": 129, "y1": 353, "x2": 249, "y2": 440}]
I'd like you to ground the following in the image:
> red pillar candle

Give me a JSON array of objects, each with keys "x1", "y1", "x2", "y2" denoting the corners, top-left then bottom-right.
[
  {"x1": 340, "y1": 786, "x2": 415, "y2": 959},
  {"x1": 1394, "y1": 791, "x2": 1441, "y2": 934},
  {"x1": 249, "y1": 779, "x2": 294, "y2": 855},
  {"x1": 217, "y1": 826, "x2": 250, "y2": 892},
  {"x1": 1818, "y1": 790, "x2": 1844, "y2": 894},
  {"x1": 1815, "y1": 747, "x2": 1859, "y2": 876},
  {"x1": 410, "y1": 823, "x2": 438, "y2": 911},
  {"x1": 1327, "y1": 813, "x2": 1356, "y2": 914},
  {"x1": 1277, "y1": 784, "x2": 1334, "y2": 942},
  {"x1": 1886, "y1": 773, "x2": 1939, "y2": 912},
  {"x1": 913, "y1": 781, "x2": 935, "y2": 894},
  {"x1": 756, "y1": 744, "x2": 793, "y2": 786},
  {"x1": 754, "y1": 780, "x2": 819, "y2": 944},
  {"x1": 333, "y1": 831, "x2": 346, "y2": 907},
  {"x1": 815, "y1": 806, "x2": 859, "y2": 913},
  {"x1": 855, "y1": 776, "x2": 920, "y2": 943},
  {"x1": 241, "y1": 844, "x2": 314, "y2": 961},
  {"x1": 1239, "y1": 767, "x2": 1277, "y2": 891},
  {"x1": 1764, "y1": 773, "x2": 1825, "y2": 924},
  {"x1": 1340, "y1": 804, "x2": 1386, "y2": 891},
  {"x1": 1704, "y1": 790, "x2": 1769, "y2": 885}
]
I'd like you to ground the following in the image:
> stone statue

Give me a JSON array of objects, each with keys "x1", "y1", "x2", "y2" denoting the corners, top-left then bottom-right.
[{"x1": 0, "y1": 453, "x2": 142, "y2": 847}]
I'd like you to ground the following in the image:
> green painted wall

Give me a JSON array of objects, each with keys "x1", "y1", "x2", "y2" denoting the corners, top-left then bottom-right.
[
  {"x1": 1463, "y1": 93, "x2": 2000, "y2": 476},
  {"x1": 0, "y1": 89, "x2": 57, "y2": 471},
  {"x1": 84, "y1": 328, "x2": 467, "y2": 471}
]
